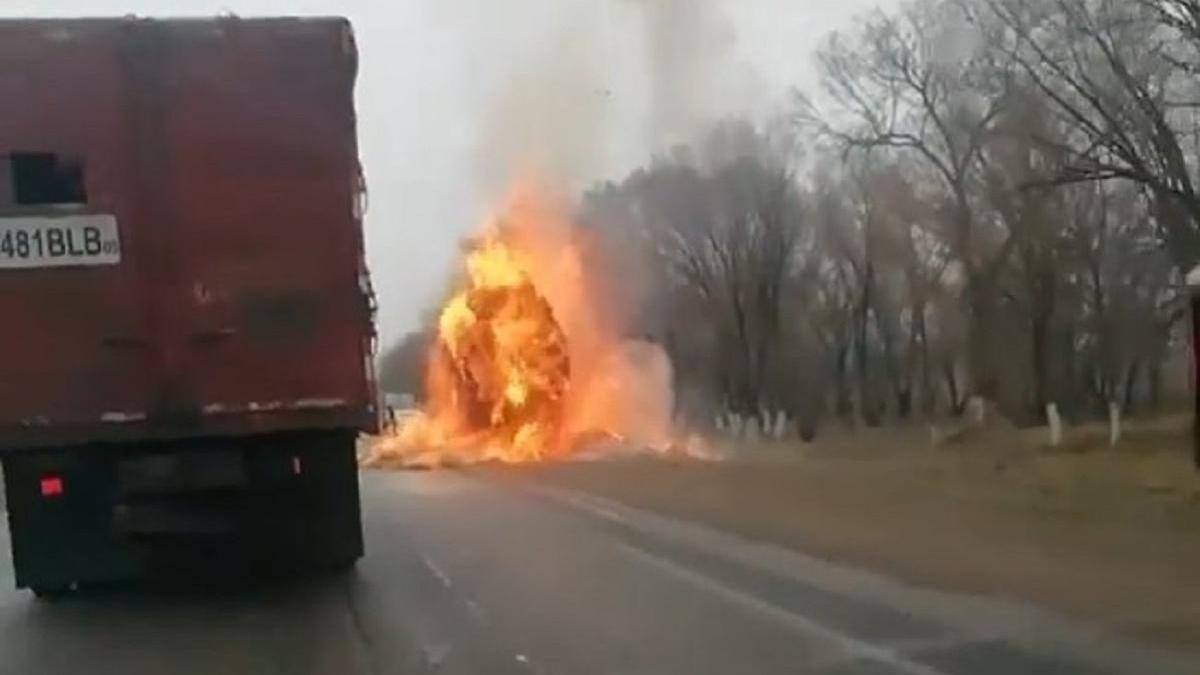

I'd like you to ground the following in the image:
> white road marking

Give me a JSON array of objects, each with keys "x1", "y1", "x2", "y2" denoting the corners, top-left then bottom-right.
[
  {"x1": 421, "y1": 555, "x2": 453, "y2": 589},
  {"x1": 465, "y1": 598, "x2": 485, "y2": 620},
  {"x1": 615, "y1": 541, "x2": 949, "y2": 675},
  {"x1": 536, "y1": 488, "x2": 627, "y2": 524},
  {"x1": 423, "y1": 642, "x2": 452, "y2": 669},
  {"x1": 591, "y1": 505, "x2": 625, "y2": 522},
  {"x1": 515, "y1": 654, "x2": 529, "y2": 663}
]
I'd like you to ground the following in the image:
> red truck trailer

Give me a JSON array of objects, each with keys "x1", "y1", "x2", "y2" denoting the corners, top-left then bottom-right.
[{"x1": 0, "y1": 17, "x2": 378, "y2": 596}]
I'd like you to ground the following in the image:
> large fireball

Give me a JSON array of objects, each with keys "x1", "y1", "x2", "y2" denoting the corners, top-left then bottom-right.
[
  {"x1": 427, "y1": 234, "x2": 571, "y2": 460},
  {"x1": 371, "y1": 183, "x2": 679, "y2": 466}
]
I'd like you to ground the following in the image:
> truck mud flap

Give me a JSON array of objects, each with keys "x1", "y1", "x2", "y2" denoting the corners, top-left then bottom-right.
[
  {"x1": 241, "y1": 429, "x2": 364, "y2": 571},
  {"x1": 2, "y1": 449, "x2": 139, "y2": 591}
]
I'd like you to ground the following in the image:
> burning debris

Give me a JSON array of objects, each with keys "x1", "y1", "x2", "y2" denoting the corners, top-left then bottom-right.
[
  {"x1": 369, "y1": 184, "x2": 688, "y2": 467},
  {"x1": 411, "y1": 230, "x2": 571, "y2": 461}
]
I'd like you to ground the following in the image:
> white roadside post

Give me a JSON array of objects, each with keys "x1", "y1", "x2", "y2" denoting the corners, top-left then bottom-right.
[{"x1": 1046, "y1": 402, "x2": 1062, "y2": 448}]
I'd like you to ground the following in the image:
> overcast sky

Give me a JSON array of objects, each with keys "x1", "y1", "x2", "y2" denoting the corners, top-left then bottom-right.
[{"x1": 1, "y1": 0, "x2": 895, "y2": 344}]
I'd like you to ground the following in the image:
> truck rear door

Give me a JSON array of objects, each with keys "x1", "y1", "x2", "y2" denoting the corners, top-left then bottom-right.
[
  {"x1": 0, "y1": 24, "x2": 156, "y2": 443},
  {"x1": 159, "y1": 21, "x2": 369, "y2": 428}
]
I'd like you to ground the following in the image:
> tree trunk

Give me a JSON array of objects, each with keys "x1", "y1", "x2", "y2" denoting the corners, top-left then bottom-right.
[
  {"x1": 834, "y1": 340, "x2": 853, "y2": 421},
  {"x1": 1108, "y1": 400, "x2": 1122, "y2": 447},
  {"x1": 1061, "y1": 325, "x2": 1079, "y2": 418},
  {"x1": 1028, "y1": 258, "x2": 1056, "y2": 424},
  {"x1": 944, "y1": 363, "x2": 965, "y2": 416},
  {"x1": 916, "y1": 303, "x2": 934, "y2": 416},
  {"x1": 1123, "y1": 361, "x2": 1140, "y2": 416},
  {"x1": 1086, "y1": 366, "x2": 1108, "y2": 416},
  {"x1": 1149, "y1": 359, "x2": 1163, "y2": 410},
  {"x1": 966, "y1": 277, "x2": 999, "y2": 401},
  {"x1": 896, "y1": 389, "x2": 913, "y2": 419},
  {"x1": 876, "y1": 302, "x2": 908, "y2": 420},
  {"x1": 857, "y1": 267, "x2": 879, "y2": 426},
  {"x1": 1030, "y1": 307, "x2": 1050, "y2": 422}
]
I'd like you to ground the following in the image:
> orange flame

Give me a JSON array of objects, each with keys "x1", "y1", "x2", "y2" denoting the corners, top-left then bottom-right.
[{"x1": 373, "y1": 182, "x2": 680, "y2": 466}]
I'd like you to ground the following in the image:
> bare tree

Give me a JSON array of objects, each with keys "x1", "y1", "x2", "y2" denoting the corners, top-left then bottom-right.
[
  {"x1": 979, "y1": 0, "x2": 1200, "y2": 269},
  {"x1": 863, "y1": 162, "x2": 957, "y2": 418},
  {"x1": 1058, "y1": 181, "x2": 1177, "y2": 414},
  {"x1": 581, "y1": 121, "x2": 808, "y2": 431},
  {"x1": 800, "y1": 0, "x2": 1017, "y2": 399},
  {"x1": 570, "y1": 0, "x2": 1190, "y2": 438}
]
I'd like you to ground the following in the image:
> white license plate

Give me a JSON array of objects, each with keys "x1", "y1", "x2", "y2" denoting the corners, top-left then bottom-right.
[{"x1": 0, "y1": 214, "x2": 121, "y2": 269}]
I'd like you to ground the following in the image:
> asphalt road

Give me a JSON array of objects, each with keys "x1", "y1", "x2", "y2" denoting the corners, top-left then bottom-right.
[{"x1": 0, "y1": 469, "x2": 1193, "y2": 675}]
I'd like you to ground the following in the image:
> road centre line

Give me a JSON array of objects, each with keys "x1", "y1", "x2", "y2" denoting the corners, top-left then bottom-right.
[
  {"x1": 421, "y1": 554, "x2": 453, "y2": 589},
  {"x1": 614, "y1": 541, "x2": 948, "y2": 675}
]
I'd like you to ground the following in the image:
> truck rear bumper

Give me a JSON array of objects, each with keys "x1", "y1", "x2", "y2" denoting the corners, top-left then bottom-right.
[
  {"x1": 0, "y1": 406, "x2": 378, "y2": 452},
  {"x1": 1, "y1": 429, "x2": 363, "y2": 592}
]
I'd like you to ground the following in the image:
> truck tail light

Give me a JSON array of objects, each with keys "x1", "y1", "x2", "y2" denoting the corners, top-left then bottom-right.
[{"x1": 40, "y1": 476, "x2": 64, "y2": 498}]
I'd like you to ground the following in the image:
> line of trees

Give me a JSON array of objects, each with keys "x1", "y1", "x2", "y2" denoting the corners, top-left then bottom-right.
[{"x1": 576, "y1": 0, "x2": 1199, "y2": 437}]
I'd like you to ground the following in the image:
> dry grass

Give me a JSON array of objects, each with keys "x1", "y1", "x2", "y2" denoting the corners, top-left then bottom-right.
[{"x1": 496, "y1": 414, "x2": 1200, "y2": 653}]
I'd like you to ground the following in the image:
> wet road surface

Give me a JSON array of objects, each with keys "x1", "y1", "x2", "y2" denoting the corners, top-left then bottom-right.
[{"x1": 0, "y1": 470, "x2": 1193, "y2": 674}]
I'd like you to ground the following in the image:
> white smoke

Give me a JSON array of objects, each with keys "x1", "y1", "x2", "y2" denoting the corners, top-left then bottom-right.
[
  {"x1": 626, "y1": 0, "x2": 766, "y2": 149},
  {"x1": 471, "y1": 0, "x2": 767, "y2": 199}
]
